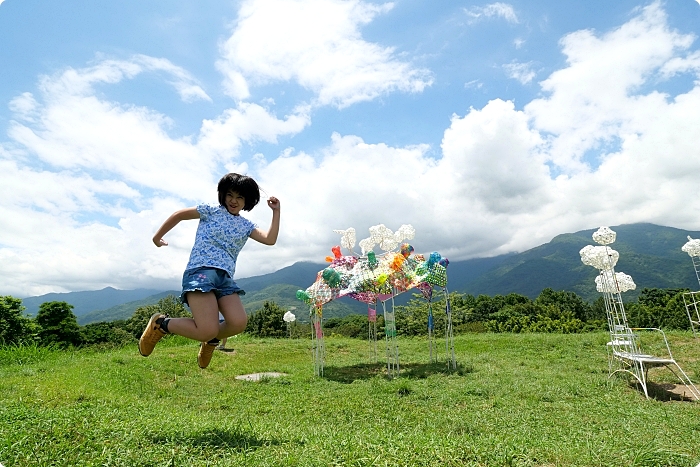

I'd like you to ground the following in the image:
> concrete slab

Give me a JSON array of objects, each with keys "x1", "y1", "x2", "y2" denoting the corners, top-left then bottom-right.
[{"x1": 235, "y1": 372, "x2": 287, "y2": 382}]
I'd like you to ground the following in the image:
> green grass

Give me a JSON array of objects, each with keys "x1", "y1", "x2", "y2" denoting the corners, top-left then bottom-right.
[{"x1": 2, "y1": 332, "x2": 700, "y2": 466}]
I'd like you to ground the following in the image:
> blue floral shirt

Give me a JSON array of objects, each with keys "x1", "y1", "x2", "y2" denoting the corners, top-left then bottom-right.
[{"x1": 185, "y1": 204, "x2": 257, "y2": 278}]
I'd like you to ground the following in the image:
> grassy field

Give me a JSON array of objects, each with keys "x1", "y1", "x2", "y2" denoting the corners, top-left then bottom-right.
[{"x1": 1, "y1": 332, "x2": 700, "y2": 466}]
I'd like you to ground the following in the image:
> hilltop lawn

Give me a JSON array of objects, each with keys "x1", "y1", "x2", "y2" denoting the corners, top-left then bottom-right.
[{"x1": 1, "y1": 333, "x2": 700, "y2": 466}]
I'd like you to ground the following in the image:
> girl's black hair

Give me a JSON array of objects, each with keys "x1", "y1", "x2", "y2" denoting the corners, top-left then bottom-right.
[{"x1": 217, "y1": 173, "x2": 261, "y2": 211}]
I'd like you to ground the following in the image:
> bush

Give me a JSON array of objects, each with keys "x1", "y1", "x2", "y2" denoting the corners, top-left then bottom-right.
[
  {"x1": 36, "y1": 301, "x2": 81, "y2": 347},
  {"x1": 80, "y1": 320, "x2": 134, "y2": 347},
  {"x1": 627, "y1": 288, "x2": 692, "y2": 330},
  {"x1": 325, "y1": 314, "x2": 370, "y2": 338},
  {"x1": 247, "y1": 301, "x2": 287, "y2": 337},
  {"x1": 0, "y1": 296, "x2": 37, "y2": 345}
]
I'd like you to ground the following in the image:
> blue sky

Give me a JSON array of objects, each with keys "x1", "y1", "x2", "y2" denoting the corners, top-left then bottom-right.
[{"x1": 1, "y1": 0, "x2": 700, "y2": 296}]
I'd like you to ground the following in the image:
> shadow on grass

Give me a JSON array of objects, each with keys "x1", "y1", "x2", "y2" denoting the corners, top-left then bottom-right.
[
  {"x1": 152, "y1": 427, "x2": 285, "y2": 452},
  {"x1": 323, "y1": 361, "x2": 473, "y2": 383},
  {"x1": 631, "y1": 381, "x2": 698, "y2": 402}
]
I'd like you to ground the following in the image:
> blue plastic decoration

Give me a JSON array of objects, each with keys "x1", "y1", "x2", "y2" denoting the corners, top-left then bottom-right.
[{"x1": 427, "y1": 252, "x2": 441, "y2": 267}]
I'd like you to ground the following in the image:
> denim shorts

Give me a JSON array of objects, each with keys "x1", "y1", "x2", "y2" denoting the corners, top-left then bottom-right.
[{"x1": 180, "y1": 267, "x2": 245, "y2": 305}]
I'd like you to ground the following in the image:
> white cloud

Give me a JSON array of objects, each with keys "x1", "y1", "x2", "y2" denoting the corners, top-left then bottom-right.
[
  {"x1": 3, "y1": 1, "x2": 700, "y2": 297},
  {"x1": 526, "y1": 1, "x2": 697, "y2": 173},
  {"x1": 245, "y1": 0, "x2": 700, "y2": 264},
  {"x1": 132, "y1": 55, "x2": 212, "y2": 103},
  {"x1": 0, "y1": 56, "x2": 311, "y2": 296},
  {"x1": 503, "y1": 61, "x2": 536, "y2": 84},
  {"x1": 36, "y1": 55, "x2": 211, "y2": 103},
  {"x1": 464, "y1": 79, "x2": 483, "y2": 89},
  {"x1": 465, "y1": 3, "x2": 519, "y2": 24},
  {"x1": 198, "y1": 102, "x2": 310, "y2": 160},
  {"x1": 660, "y1": 50, "x2": 700, "y2": 77},
  {"x1": 216, "y1": 0, "x2": 432, "y2": 108}
]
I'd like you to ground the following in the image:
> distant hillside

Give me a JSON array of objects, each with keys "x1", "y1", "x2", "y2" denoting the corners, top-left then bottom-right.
[
  {"x1": 459, "y1": 223, "x2": 700, "y2": 302},
  {"x1": 78, "y1": 286, "x2": 367, "y2": 325},
  {"x1": 22, "y1": 223, "x2": 700, "y2": 324},
  {"x1": 77, "y1": 290, "x2": 179, "y2": 325},
  {"x1": 21, "y1": 287, "x2": 164, "y2": 318}
]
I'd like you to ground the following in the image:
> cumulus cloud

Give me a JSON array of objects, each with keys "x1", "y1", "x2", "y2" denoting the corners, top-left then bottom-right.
[
  {"x1": 0, "y1": 56, "x2": 311, "y2": 295},
  {"x1": 3, "y1": 1, "x2": 700, "y2": 297},
  {"x1": 216, "y1": 0, "x2": 433, "y2": 108},
  {"x1": 526, "y1": 2, "x2": 697, "y2": 174},
  {"x1": 245, "y1": 0, "x2": 700, "y2": 263},
  {"x1": 465, "y1": 3, "x2": 519, "y2": 24}
]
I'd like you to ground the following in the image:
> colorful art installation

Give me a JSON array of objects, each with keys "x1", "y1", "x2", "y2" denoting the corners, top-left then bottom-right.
[{"x1": 297, "y1": 224, "x2": 455, "y2": 377}]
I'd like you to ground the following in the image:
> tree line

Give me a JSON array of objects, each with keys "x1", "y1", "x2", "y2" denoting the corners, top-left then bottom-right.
[{"x1": 0, "y1": 287, "x2": 696, "y2": 347}]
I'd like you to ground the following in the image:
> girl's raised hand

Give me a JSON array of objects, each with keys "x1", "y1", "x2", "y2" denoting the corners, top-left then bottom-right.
[{"x1": 267, "y1": 196, "x2": 280, "y2": 210}]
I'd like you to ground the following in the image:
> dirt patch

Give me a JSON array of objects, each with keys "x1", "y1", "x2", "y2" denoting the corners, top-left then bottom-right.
[{"x1": 640, "y1": 382, "x2": 699, "y2": 402}]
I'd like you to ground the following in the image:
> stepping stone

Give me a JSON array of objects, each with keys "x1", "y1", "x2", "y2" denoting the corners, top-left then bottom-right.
[{"x1": 235, "y1": 372, "x2": 287, "y2": 381}]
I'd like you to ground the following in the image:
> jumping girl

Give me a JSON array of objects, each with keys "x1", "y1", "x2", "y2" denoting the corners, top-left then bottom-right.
[{"x1": 139, "y1": 173, "x2": 280, "y2": 368}]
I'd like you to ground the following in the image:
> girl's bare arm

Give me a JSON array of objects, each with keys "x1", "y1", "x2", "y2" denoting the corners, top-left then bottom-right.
[
  {"x1": 249, "y1": 197, "x2": 280, "y2": 246},
  {"x1": 152, "y1": 207, "x2": 200, "y2": 247}
]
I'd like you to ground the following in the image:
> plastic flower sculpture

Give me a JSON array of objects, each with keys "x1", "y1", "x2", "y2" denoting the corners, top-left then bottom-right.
[
  {"x1": 580, "y1": 245, "x2": 619, "y2": 270},
  {"x1": 358, "y1": 224, "x2": 415, "y2": 255},
  {"x1": 595, "y1": 272, "x2": 636, "y2": 293},
  {"x1": 333, "y1": 228, "x2": 356, "y2": 251},
  {"x1": 682, "y1": 236, "x2": 700, "y2": 257},
  {"x1": 592, "y1": 226, "x2": 616, "y2": 245}
]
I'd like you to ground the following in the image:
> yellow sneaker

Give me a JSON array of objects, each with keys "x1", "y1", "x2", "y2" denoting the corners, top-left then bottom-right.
[
  {"x1": 198, "y1": 341, "x2": 218, "y2": 369},
  {"x1": 138, "y1": 313, "x2": 166, "y2": 357}
]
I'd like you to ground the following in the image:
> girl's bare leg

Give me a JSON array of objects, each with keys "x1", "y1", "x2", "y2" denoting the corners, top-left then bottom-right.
[
  {"x1": 216, "y1": 293, "x2": 248, "y2": 339},
  {"x1": 166, "y1": 291, "x2": 220, "y2": 342}
]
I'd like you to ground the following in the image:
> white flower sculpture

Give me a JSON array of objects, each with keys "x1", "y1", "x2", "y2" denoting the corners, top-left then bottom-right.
[
  {"x1": 358, "y1": 224, "x2": 415, "y2": 255},
  {"x1": 580, "y1": 245, "x2": 619, "y2": 270},
  {"x1": 333, "y1": 228, "x2": 356, "y2": 251},
  {"x1": 283, "y1": 311, "x2": 296, "y2": 323},
  {"x1": 592, "y1": 226, "x2": 616, "y2": 245},
  {"x1": 595, "y1": 271, "x2": 636, "y2": 293},
  {"x1": 682, "y1": 236, "x2": 700, "y2": 258}
]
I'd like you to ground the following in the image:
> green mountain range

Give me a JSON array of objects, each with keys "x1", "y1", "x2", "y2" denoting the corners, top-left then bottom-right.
[
  {"x1": 20, "y1": 287, "x2": 164, "y2": 319},
  {"x1": 19, "y1": 223, "x2": 700, "y2": 324},
  {"x1": 452, "y1": 223, "x2": 700, "y2": 302}
]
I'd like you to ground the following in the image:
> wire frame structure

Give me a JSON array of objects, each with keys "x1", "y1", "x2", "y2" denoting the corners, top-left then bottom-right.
[
  {"x1": 297, "y1": 224, "x2": 455, "y2": 377},
  {"x1": 311, "y1": 307, "x2": 324, "y2": 376},
  {"x1": 418, "y1": 284, "x2": 456, "y2": 369},
  {"x1": 382, "y1": 296, "x2": 399, "y2": 378},
  {"x1": 367, "y1": 304, "x2": 378, "y2": 362},
  {"x1": 681, "y1": 236, "x2": 700, "y2": 337},
  {"x1": 581, "y1": 227, "x2": 700, "y2": 400},
  {"x1": 682, "y1": 292, "x2": 700, "y2": 338}
]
